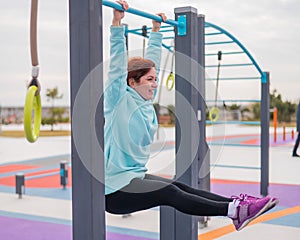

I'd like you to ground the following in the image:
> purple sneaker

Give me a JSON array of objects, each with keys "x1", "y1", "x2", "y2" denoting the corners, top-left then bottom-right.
[
  {"x1": 230, "y1": 196, "x2": 272, "y2": 231},
  {"x1": 244, "y1": 195, "x2": 279, "y2": 213},
  {"x1": 232, "y1": 194, "x2": 279, "y2": 213}
]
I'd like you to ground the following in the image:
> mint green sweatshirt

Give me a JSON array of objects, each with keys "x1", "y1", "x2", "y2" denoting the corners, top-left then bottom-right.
[{"x1": 104, "y1": 26, "x2": 163, "y2": 195}]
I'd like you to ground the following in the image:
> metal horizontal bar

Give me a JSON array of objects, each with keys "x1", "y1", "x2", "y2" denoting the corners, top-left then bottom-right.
[
  {"x1": 208, "y1": 143, "x2": 260, "y2": 148},
  {"x1": 103, "y1": 0, "x2": 180, "y2": 27},
  {"x1": 163, "y1": 36, "x2": 175, "y2": 40},
  {"x1": 205, "y1": 51, "x2": 244, "y2": 56},
  {"x1": 205, "y1": 41, "x2": 234, "y2": 45},
  {"x1": 206, "y1": 77, "x2": 261, "y2": 81},
  {"x1": 206, "y1": 120, "x2": 261, "y2": 125},
  {"x1": 210, "y1": 164, "x2": 260, "y2": 170},
  {"x1": 205, "y1": 32, "x2": 222, "y2": 36},
  {"x1": 127, "y1": 25, "x2": 173, "y2": 33},
  {"x1": 159, "y1": 28, "x2": 175, "y2": 33},
  {"x1": 204, "y1": 24, "x2": 215, "y2": 28},
  {"x1": 206, "y1": 99, "x2": 261, "y2": 103},
  {"x1": 205, "y1": 63, "x2": 253, "y2": 68},
  {"x1": 158, "y1": 25, "x2": 172, "y2": 29},
  {"x1": 162, "y1": 44, "x2": 173, "y2": 51}
]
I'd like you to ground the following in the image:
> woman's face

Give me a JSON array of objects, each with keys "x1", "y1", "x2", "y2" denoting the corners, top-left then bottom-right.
[{"x1": 130, "y1": 67, "x2": 158, "y2": 100}]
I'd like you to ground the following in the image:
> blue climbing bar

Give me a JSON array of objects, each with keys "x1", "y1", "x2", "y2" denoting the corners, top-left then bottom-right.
[{"x1": 102, "y1": 0, "x2": 181, "y2": 27}]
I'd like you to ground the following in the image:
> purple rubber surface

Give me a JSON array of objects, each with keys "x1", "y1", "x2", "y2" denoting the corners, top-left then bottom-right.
[{"x1": 0, "y1": 215, "x2": 155, "y2": 240}]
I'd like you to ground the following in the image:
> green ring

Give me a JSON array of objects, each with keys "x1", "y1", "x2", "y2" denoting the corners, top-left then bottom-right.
[
  {"x1": 209, "y1": 107, "x2": 220, "y2": 122},
  {"x1": 24, "y1": 85, "x2": 42, "y2": 143},
  {"x1": 166, "y1": 72, "x2": 175, "y2": 91}
]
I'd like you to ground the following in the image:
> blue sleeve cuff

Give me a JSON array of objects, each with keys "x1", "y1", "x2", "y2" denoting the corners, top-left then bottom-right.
[
  {"x1": 110, "y1": 26, "x2": 125, "y2": 38},
  {"x1": 149, "y1": 32, "x2": 163, "y2": 42}
]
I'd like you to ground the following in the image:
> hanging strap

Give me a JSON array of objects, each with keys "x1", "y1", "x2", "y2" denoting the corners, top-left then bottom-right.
[
  {"x1": 214, "y1": 50, "x2": 222, "y2": 107},
  {"x1": 209, "y1": 51, "x2": 222, "y2": 122},
  {"x1": 24, "y1": 0, "x2": 42, "y2": 143},
  {"x1": 30, "y1": 0, "x2": 39, "y2": 78},
  {"x1": 30, "y1": 0, "x2": 38, "y2": 65}
]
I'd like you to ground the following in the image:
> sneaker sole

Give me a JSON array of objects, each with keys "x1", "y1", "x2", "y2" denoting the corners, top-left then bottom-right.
[
  {"x1": 262, "y1": 198, "x2": 279, "y2": 214},
  {"x1": 236, "y1": 197, "x2": 273, "y2": 231}
]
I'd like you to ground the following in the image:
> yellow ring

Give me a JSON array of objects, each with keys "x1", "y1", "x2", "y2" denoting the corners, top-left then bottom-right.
[
  {"x1": 209, "y1": 107, "x2": 220, "y2": 122},
  {"x1": 24, "y1": 85, "x2": 42, "y2": 142},
  {"x1": 166, "y1": 72, "x2": 175, "y2": 91}
]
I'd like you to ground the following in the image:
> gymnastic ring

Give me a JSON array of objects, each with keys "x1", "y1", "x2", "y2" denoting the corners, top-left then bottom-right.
[
  {"x1": 24, "y1": 85, "x2": 42, "y2": 142},
  {"x1": 209, "y1": 107, "x2": 219, "y2": 122},
  {"x1": 166, "y1": 72, "x2": 175, "y2": 91}
]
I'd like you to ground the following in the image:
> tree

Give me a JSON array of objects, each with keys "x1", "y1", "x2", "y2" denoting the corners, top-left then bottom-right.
[
  {"x1": 153, "y1": 103, "x2": 160, "y2": 121},
  {"x1": 241, "y1": 106, "x2": 251, "y2": 120},
  {"x1": 269, "y1": 89, "x2": 296, "y2": 122},
  {"x1": 46, "y1": 87, "x2": 63, "y2": 107},
  {"x1": 250, "y1": 89, "x2": 297, "y2": 123},
  {"x1": 167, "y1": 104, "x2": 175, "y2": 124},
  {"x1": 228, "y1": 104, "x2": 241, "y2": 111},
  {"x1": 227, "y1": 104, "x2": 241, "y2": 120},
  {"x1": 251, "y1": 102, "x2": 260, "y2": 120},
  {"x1": 44, "y1": 87, "x2": 65, "y2": 131}
]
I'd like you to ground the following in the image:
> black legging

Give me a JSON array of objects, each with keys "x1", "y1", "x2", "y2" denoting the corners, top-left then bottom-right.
[
  {"x1": 105, "y1": 174, "x2": 232, "y2": 216},
  {"x1": 293, "y1": 132, "x2": 300, "y2": 155}
]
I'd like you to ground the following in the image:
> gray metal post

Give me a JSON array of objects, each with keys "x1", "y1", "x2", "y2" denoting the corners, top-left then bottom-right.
[
  {"x1": 69, "y1": 0, "x2": 105, "y2": 239},
  {"x1": 160, "y1": 7, "x2": 200, "y2": 240},
  {"x1": 260, "y1": 72, "x2": 270, "y2": 196},
  {"x1": 197, "y1": 14, "x2": 211, "y2": 228},
  {"x1": 197, "y1": 14, "x2": 210, "y2": 193}
]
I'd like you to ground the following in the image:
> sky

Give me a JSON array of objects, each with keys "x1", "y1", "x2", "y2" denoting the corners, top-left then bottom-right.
[{"x1": 0, "y1": 0, "x2": 299, "y2": 107}]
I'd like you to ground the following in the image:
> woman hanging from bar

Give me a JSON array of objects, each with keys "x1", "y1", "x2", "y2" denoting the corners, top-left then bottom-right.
[{"x1": 104, "y1": 0, "x2": 278, "y2": 231}]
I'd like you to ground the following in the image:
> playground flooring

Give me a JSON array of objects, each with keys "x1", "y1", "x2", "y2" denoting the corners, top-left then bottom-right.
[{"x1": 0, "y1": 125, "x2": 300, "y2": 240}]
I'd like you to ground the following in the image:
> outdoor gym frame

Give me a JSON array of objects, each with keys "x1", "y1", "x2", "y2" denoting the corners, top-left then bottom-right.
[{"x1": 69, "y1": 1, "x2": 268, "y2": 240}]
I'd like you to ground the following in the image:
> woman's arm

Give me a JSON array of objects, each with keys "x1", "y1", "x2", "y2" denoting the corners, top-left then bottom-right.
[
  {"x1": 145, "y1": 14, "x2": 166, "y2": 99},
  {"x1": 105, "y1": 1, "x2": 129, "y2": 111}
]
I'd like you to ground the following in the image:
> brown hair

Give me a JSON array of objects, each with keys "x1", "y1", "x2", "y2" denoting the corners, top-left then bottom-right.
[{"x1": 127, "y1": 57, "x2": 156, "y2": 85}]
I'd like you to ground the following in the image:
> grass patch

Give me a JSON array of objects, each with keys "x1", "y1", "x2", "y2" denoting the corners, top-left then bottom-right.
[{"x1": 0, "y1": 130, "x2": 71, "y2": 138}]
